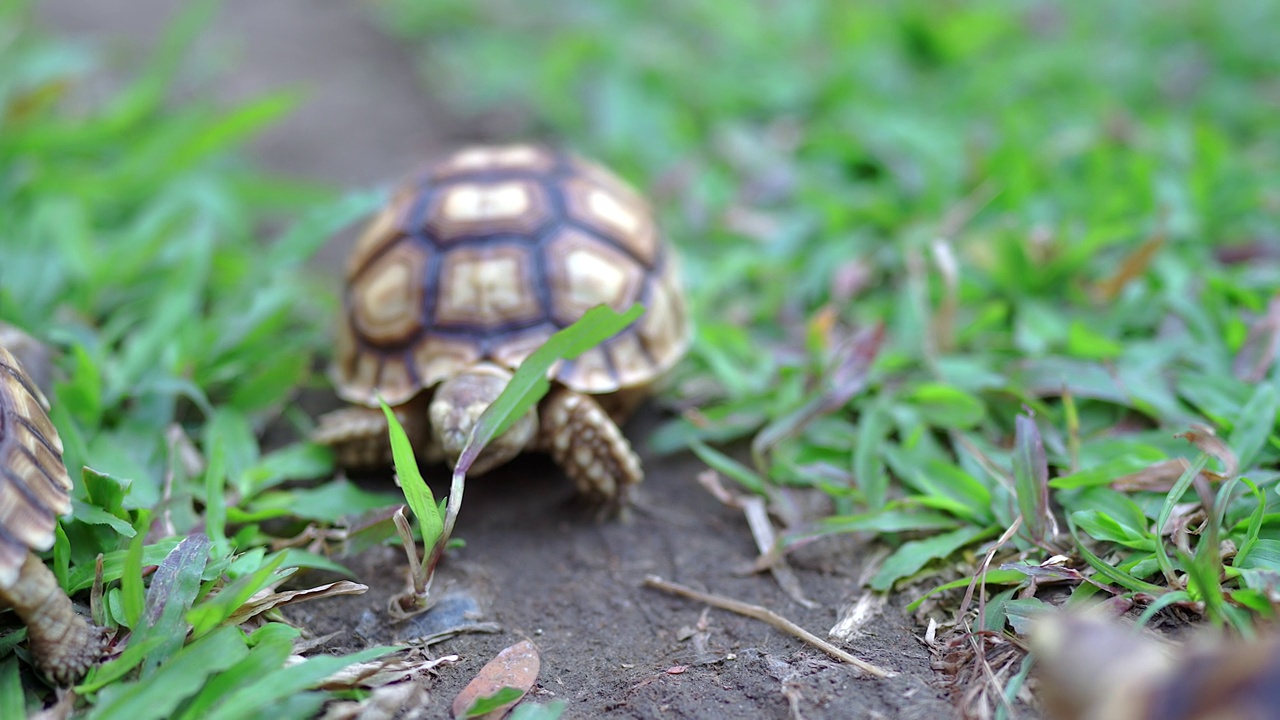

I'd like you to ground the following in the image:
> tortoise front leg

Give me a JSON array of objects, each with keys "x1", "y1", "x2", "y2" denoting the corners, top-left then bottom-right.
[
  {"x1": 313, "y1": 396, "x2": 439, "y2": 468},
  {"x1": 538, "y1": 387, "x2": 642, "y2": 516},
  {"x1": 0, "y1": 554, "x2": 103, "y2": 685}
]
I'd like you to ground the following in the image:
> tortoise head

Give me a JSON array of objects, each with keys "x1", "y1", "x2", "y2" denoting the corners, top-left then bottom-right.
[{"x1": 428, "y1": 363, "x2": 538, "y2": 475}]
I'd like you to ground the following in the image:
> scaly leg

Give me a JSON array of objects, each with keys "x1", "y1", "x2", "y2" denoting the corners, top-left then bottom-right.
[
  {"x1": 0, "y1": 554, "x2": 103, "y2": 684},
  {"x1": 538, "y1": 387, "x2": 642, "y2": 516},
  {"x1": 313, "y1": 396, "x2": 439, "y2": 468}
]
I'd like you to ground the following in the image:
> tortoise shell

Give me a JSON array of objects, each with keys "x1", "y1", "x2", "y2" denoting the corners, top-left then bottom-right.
[
  {"x1": 0, "y1": 346, "x2": 73, "y2": 588},
  {"x1": 333, "y1": 144, "x2": 689, "y2": 407}
]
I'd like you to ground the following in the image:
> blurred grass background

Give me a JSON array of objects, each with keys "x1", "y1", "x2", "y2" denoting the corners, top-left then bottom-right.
[
  {"x1": 1, "y1": 0, "x2": 1279, "y2": 714},
  {"x1": 375, "y1": 0, "x2": 1280, "y2": 613}
]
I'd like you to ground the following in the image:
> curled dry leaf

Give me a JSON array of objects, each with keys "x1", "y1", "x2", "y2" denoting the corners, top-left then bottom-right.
[
  {"x1": 696, "y1": 470, "x2": 816, "y2": 608},
  {"x1": 226, "y1": 580, "x2": 368, "y2": 626},
  {"x1": 317, "y1": 674, "x2": 434, "y2": 720},
  {"x1": 696, "y1": 469, "x2": 741, "y2": 509},
  {"x1": 1113, "y1": 458, "x2": 1194, "y2": 492},
  {"x1": 741, "y1": 496, "x2": 817, "y2": 609},
  {"x1": 1174, "y1": 424, "x2": 1238, "y2": 479},
  {"x1": 451, "y1": 639, "x2": 541, "y2": 719},
  {"x1": 299, "y1": 651, "x2": 460, "y2": 690}
]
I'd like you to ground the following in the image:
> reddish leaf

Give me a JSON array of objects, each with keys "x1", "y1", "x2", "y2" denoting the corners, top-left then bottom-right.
[{"x1": 452, "y1": 640, "x2": 541, "y2": 719}]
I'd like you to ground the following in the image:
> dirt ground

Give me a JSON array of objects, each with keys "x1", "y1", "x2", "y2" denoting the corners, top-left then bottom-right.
[{"x1": 35, "y1": 3, "x2": 962, "y2": 718}]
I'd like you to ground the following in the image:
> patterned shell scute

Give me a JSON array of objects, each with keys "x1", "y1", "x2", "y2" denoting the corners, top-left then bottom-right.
[
  {"x1": 335, "y1": 144, "x2": 690, "y2": 407},
  {"x1": 0, "y1": 347, "x2": 73, "y2": 589}
]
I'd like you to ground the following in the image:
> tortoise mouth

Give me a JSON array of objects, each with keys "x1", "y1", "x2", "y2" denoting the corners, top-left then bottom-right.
[{"x1": 440, "y1": 428, "x2": 468, "y2": 462}]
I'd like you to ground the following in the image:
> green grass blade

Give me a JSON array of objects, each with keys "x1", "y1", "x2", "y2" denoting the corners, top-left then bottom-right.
[
  {"x1": 869, "y1": 524, "x2": 995, "y2": 591},
  {"x1": 201, "y1": 646, "x2": 395, "y2": 720},
  {"x1": 77, "y1": 635, "x2": 168, "y2": 695},
  {"x1": 508, "y1": 700, "x2": 569, "y2": 720},
  {"x1": 379, "y1": 399, "x2": 443, "y2": 547},
  {"x1": 175, "y1": 625, "x2": 297, "y2": 720},
  {"x1": 203, "y1": 442, "x2": 228, "y2": 556},
  {"x1": 464, "y1": 687, "x2": 525, "y2": 717},
  {"x1": 268, "y1": 188, "x2": 388, "y2": 267},
  {"x1": 67, "y1": 538, "x2": 182, "y2": 594},
  {"x1": 164, "y1": 92, "x2": 300, "y2": 173},
  {"x1": 53, "y1": 521, "x2": 70, "y2": 590},
  {"x1": 1231, "y1": 477, "x2": 1266, "y2": 568},
  {"x1": 0, "y1": 657, "x2": 22, "y2": 720},
  {"x1": 1067, "y1": 517, "x2": 1167, "y2": 595},
  {"x1": 455, "y1": 303, "x2": 644, "y2": 475},
  {"x1": 138, "y1": 534, "x2": 213, "y2": 676},
  {"x1": 86, "y1": 627, "x2": 248, "y2": 720},
  {"x1": 1011, "y1": 413, "x2": 1049, "y2": 543},
  {"x1": 688, "y1": 437, "x2": 767, "y2": 496},
  {"x1": 854, "y1": 399, "x2": 891, "y2": 510},
  {"x1": 120, "y1": 517, "x2": 148, "y2": 630},
  {"x1": 1153, "y1": 454, "x2": 1209, "y2": 582},
  {"x1": 1231, "y1": 384, "x2": 1278, "y2": 471},
  {"x1": 187, "y1": 552, "x2": 288, "y2": 639}
]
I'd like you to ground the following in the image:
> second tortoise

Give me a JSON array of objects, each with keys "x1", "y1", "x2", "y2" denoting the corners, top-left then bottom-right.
[
  {"x1": 0, "y1": 343, "x2": 103, "y2": 684},
  {"x1": 315, "y1": 144, "x2": 689, "y2": 511}
]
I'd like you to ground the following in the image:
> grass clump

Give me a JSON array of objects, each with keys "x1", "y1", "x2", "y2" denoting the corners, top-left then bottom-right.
[
  {"x1": 0, "y1": 2, "x2": 398, "y2": 714},
  {"x1": 382, "y1": 303, "x2": 644, "y2": 615},
  {"x1": 375, "y1": 0, "x2": 1280, "y2": 668}
]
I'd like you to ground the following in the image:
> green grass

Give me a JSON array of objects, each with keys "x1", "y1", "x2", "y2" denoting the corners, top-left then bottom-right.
[
  {"x1": 383, "y1": 303, "x2": 644, "y2": 615},
  {"x1": 3, "y1": 0, "x2": 1279, "y2": 715},
  {"x1": 375, "y1": 0, "x2": 1280, "y2": 639},
  {"x1": 0, "y1": 3, "x2": 646, "y2": 714},
  {"x1": 0, "y1": 1, "x2": 400, "y2": 714}
]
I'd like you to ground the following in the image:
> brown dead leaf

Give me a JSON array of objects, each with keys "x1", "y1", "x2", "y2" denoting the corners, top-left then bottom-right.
[
  {"x1": 302, "y1": 651, "x2": 460, "y2": 690},
  {"x1": 318, "y1": 679, "x2": 433, "y2": 720},
  {"x1": 741, "y1": 496, "x2": 817, "y2": 609},
  {"x1": 226, "y1": 580, "x2": 368, "y2": 626},
  {"x1": 451, "y1": 640, "x2": 541, "y2": 719},
  {"x1": 1094, "y1": 232, "x2": 1166, "y2": 302},
  {"x1": 696, "y1": 469, "x2": 742, "y2": 509},
  {"x1": 1174, "y1": 424, "x2": 1239, "y2": 479},
  {"x1": 1113, "y1": 458, "x2": 1193, "y2": 492}
]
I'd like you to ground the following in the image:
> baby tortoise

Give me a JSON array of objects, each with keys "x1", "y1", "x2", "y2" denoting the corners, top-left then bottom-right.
[
  {"x1": 1033, "y1": 611, "x2": 1280, "y2": 720},
  {"x1": 315, "y1": 144, "x2": 689, "y2": 512},
  {"x1": 0, "y1": 345, "x2": 102, "y2": 684}
]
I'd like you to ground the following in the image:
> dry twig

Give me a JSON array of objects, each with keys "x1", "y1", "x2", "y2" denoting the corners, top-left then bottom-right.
[{"x1": 643, "y1": 575, "x2": 897, "y2": 679}]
